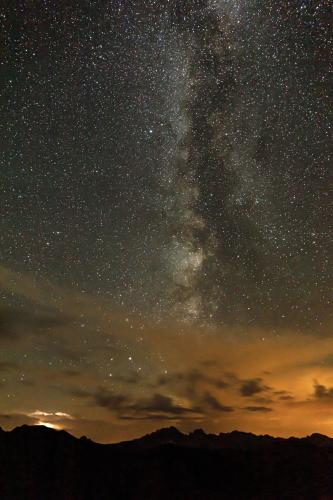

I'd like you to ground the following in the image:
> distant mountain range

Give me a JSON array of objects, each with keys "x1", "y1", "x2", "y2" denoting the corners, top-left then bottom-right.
[
  {"x1": 1, "y1": 425, "x2": 333, "y2": 499},
  {"x1": 119, "y1": 425, "x2": 333, "y2": 450}
]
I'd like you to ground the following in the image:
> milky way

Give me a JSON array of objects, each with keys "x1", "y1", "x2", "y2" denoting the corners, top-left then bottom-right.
[
  {"x1": 0, "y1": 1, "x2": 331, "y2": 441},
  {"x1": 148, "y1": 0, "x2": 331, "y2": 330}
]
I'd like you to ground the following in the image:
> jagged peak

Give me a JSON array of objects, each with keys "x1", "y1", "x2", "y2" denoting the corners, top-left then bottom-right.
[
  {"x1": 189, "y1": 428, "x2": 207, "y2": 437},
  {"x1": 309, "y1": 432, "x2": 329, "y2": 438},
  {"x1": 146, "y1": 426, "x2": 184, "y2": 439}
]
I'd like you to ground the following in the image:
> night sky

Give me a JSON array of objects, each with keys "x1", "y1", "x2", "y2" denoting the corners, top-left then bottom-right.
[{"x1": 0, "y1": 0, "x2": 332, "y2": 442}]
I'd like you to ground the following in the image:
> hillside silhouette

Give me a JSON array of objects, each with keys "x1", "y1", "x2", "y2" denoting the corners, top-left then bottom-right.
[{"x1": 0, "y1": 425, "x2": 333, "y2": 499}]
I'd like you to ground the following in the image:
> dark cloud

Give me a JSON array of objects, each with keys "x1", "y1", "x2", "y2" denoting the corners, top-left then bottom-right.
[
  {"x1": 244, "y1": 406, "x2": 273, "y2": 413},
  {"x1": 225, "y1": 372, "x2": 273, "y2": 399},
  {"x1": 156, "y1": 368, "x2": 228, "y2": 391},
  {"x1": 73, "y1": 387, "x2": 198, "y2": 420},
  {"x1": 253, "y1": 397, "x2": 274, "y2": 404},
  {"x1": 313, "y1": 380, "x2": 333, "y2": 399},
  {"x1": 118, "y1": 414, "x2": 187, "y2": 421},
  {"x1": 50, "y1": 342, "x2": 84, "y2": 362},
  {"x1": 0, "y1": 305, "x2": 70, "y2": 341},
  {"x1": 273, "y1": 390, "x2": 290, "y2": 396},
  {"x1": 0, "y1": 412, "x2": 38, "y2": 427},
  {"x1": 131, "y1": 393, "x2": 195, "y2": 417},
  {"x1": 200, "y1": 360, "x2": 220, "y2": 368},
  {"x1": 157, "y1": 373, "x2": 182, "y2": 386},
  {"x1": 94, "y1": 388, "x2": 129, "y2": 410},
  {"x1": 70, "y1": 388, "x2": 91, "y2": 399},
  {"x1": 0, "y1": 308, "x2": 22, "y2": 340},
  {"x1": 113, "y1": 372, "x2": 143, "y2": 385},
  {"x1": 96, "y1": 387, "x2": 235, "y2": 420},
  {"x1": 273, "y1": 390, "x2": 295, "y2": 401},
  {"x1": 70, "y1": 387, "x2": 129, "y2": 410},
  {"x1": 240, "y1": 378, "x2": 270, "y2": 397},
  {"x1": 201, "y1": 393, "x2": 234, "y2": 412}
]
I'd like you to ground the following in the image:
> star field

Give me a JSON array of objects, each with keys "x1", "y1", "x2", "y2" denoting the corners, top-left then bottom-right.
[{"x1": 0, "y1": 0, "x2": 331, "y2": 441}]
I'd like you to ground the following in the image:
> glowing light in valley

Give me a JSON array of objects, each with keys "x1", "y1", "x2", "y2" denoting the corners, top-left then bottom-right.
[
  {"x1": 28, "y1": 410, "x2": 73, "y2": 430},
  {"x1": 37, "y1": 421, "x2": 61, "y2": 430}
]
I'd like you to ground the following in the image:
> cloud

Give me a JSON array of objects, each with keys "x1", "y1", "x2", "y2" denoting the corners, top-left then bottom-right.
[
  {"x1": 273, "y1": 390, "x2": 290, "y2": 396},
  {"x1": 70, "y1": 388, "x2": 91, "y2": 399},
  {"x1": 75, "y1": 385, "x2": 201, "y2": 421},
  {"x1": 240, "y1": 378, "x2": 270, "y2": 397},
  {"x1": 0, "y1": 410, "x2": 74, "y2": 430},
  {"x1": 71, "y1": 387, "x2": 130, "y2": 413},
  {"x1": 244, "y1": 406, "x2": 273, "y2": 413},
  {"x1": 151, "y1": 368, "x2": 234, "y2": 417},
  {"x1": 313, "y1": 380, "x2": 333, "y2": 399},
  {"x1": 0, "y1": 413, "x2": 38, "y2": 428},
  {"x1": 273, "y1": 390, "x2": 294, "y2": 401},
  {"x1": 2, "y1": 265, "x2": 333, "y2": 441},
  {"x1": 253, "y1": 397, "x2": 274, "y2": 404},
  {"x1": 27, "y1": 410, "x2": 74, "y2": 429},
  {"x1": 201, "y1": 393, "x2": 234, "y2": 412},
  {"x1": 0, "y1": 411, "x2": 115, "y2": 442},
  {"x1": 0, "y1": 304, "x2": 70, "y2": 341},
  {"x1": 156, "y1": 368, "x2": 228, "y2": 392},
  {"x1": 118, "y1": 414, "x2": 186, "y2": 421},
  {"x1": 94, "y1": 388, "x2": 129, "y2": 410},
  {"x1": 131, "y1": 393, "x2": 194, "y2": 416},
  {"x1": 200, "y1": 359, "x2": 220, "y2": 368},
  {"x1": 113, "y1": 372, "x2": 143, "y2": 385}
]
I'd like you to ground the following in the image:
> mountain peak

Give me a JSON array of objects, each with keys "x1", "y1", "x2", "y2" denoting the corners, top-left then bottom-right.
[
  {"x1": 189, "y1": 428, "x2": 207, "y2": 437},
  {"x1": 307, "y1": 433, "x2": 333, "y2": 446},
  {"x1": 146, "y1": 426, "x2": 184, "y2": 440}
]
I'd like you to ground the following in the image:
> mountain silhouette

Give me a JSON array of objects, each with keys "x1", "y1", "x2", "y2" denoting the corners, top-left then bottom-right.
[{"x1": 0, "y1": 425, "x2": 333, "y2": 499}]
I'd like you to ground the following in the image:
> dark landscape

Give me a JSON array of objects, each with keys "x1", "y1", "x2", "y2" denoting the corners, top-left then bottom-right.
[{"x1": 1, "y1": 425, "x2": 333, "y2": 499}]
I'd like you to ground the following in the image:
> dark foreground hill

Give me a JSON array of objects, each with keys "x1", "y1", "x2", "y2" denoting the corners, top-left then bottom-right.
[{"x1": 1, "y1": 425, "x2": 333, "y2": 499}]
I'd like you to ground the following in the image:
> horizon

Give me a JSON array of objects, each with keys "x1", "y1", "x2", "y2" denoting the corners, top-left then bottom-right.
[
  {"x1": 2, "y1": 423, "x2": 332, "y2": 446},
  {"x1": 0, "y1": 1, "x2": 331, "y2": 445}
]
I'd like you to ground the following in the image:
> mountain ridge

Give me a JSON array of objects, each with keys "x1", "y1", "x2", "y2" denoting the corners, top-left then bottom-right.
[
  {"x1": 2, "y1": 423, "x2": 332, "y2": 448},
  {"x1": 0, "y1": 425, "x2": 333, "y2": 499}
]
